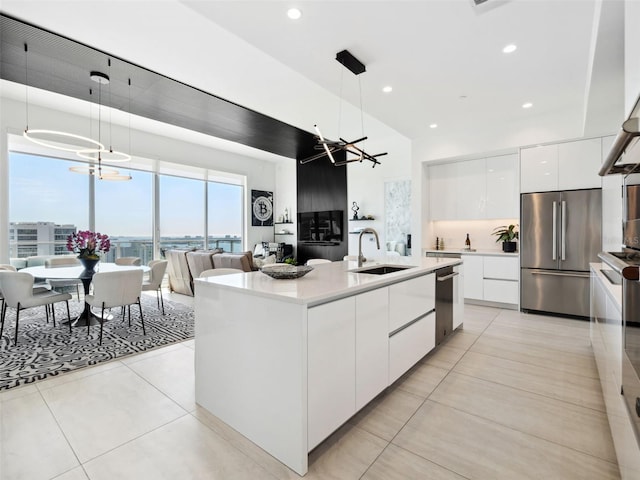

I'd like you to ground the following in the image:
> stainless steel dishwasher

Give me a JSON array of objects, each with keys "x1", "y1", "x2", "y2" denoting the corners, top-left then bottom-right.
[{"x1": 435, "y1": 266, "x2": 459, "y2": 344}]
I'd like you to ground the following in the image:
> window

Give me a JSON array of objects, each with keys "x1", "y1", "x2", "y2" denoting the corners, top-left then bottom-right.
[
  {"x1": 159, "y1": 175, "x2": 205, "y2": 252},
  {"x1": 95, "y1": 170, "x2": 153, "y2": 264},
  {"x1": 9, "y1": 152, "x2": 89, "y2": 257},
  {"x1": 208, "y1": 181, "x2": 243, "y2": 253}
]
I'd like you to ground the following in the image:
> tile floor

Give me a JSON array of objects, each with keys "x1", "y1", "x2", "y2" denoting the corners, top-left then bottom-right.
[{"x1": 0, "y1": 297, "x2": 621, "y2": 479}]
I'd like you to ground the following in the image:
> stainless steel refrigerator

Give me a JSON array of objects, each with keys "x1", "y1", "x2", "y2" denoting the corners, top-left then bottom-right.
[{"x1": 520, "y1": 189, "x2": 602, "y2": 317}]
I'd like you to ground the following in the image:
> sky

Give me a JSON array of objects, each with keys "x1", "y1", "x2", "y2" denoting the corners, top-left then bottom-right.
[{"x1": 9, "y1": 152, "x2": 243, "y2": 238}]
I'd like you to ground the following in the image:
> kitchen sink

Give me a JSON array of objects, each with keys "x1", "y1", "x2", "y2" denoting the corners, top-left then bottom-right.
[{"x1": 352, "y1": 265, "x2": 414, "y2": 275}]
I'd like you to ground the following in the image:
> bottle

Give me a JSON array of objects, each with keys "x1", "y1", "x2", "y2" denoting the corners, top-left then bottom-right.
[
  {"x1": 465, "y1": 233, "x2": 471, "y2": 250},
  {"x1": 436, "y1": 237, "x2": 440, "y2": 250}
]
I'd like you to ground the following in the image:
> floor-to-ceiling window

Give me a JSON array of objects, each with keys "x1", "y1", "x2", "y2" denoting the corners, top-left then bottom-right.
[
  {"x1": 8, "y1": 152, "x2": 89, "y2": 258},
  {"x1": 207, "y1": 181, "x2": 243, "y2": 253},
  {"x1": 95, "y1": 170, "x2": 153, "y2": 263},
  {"x1": 8, "y1": 151, "x2": 245, "y2": 259}
]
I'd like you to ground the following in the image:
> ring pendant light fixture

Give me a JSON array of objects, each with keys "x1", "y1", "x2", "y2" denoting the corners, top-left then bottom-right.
[{"x1": 22, "y1": 43, "x2": 104, "y2": 153}]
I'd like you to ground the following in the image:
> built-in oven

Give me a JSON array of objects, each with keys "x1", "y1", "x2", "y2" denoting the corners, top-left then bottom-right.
[{"x1": 599, "y1": 250, "x2": 640, "y2": 445}]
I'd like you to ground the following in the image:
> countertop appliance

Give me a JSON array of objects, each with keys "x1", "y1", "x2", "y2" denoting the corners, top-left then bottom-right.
[
  {"x1": 520, "y1": 188, "x2": 602, "y2": 317},
  {"x1": 599, "y1": 250, "x2": 640, "y2": 446}
]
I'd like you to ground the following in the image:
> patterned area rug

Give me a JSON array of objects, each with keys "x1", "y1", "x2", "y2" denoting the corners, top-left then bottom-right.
[{"x1": 0, "y1": 295, "x2": 194, "y2": 390}]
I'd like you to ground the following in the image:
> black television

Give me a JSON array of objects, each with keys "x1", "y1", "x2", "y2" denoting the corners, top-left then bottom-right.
[{"x1": 298, "y1": 210, "x2": 343, "y2": 244}]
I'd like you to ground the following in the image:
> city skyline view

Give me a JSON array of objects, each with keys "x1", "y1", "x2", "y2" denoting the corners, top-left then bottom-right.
[{"x1": 9, "y1": 152, "x2": 244, "y2": 238}]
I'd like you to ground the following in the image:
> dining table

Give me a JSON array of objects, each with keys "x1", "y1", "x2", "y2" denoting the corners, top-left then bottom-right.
[{"x1": 20, "y1": 262, "x2": 149, "y2": 327}]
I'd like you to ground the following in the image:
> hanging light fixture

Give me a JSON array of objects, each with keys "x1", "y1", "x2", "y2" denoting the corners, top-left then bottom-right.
[
  {"x1": 299, "y1": 49, "x2": 387, "y2": 168},
  {"x1": 22, "y1": 43, "x2": 104, "y2": 153},
  {"x1": 76, "y1": 61, "x2": 131, "y2": 163}
]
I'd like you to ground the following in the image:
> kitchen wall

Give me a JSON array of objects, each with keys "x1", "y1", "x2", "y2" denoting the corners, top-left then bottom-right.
[{"x1": 427, "y1": 219, "x2": 519, "y2": 253}]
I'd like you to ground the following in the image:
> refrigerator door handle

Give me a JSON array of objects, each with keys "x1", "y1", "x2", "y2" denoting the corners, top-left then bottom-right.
[
  {"x1": 561, "y1": 201, "x2": 567, "y2": 261},
  {"x1": 531, "y1": 270, "x2": 590, "y2": 279},
  {"x1": 552, "y1": 201, "x2": 557, "y2": 260}
]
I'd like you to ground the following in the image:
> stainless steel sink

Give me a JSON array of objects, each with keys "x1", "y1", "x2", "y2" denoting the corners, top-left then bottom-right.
[{"x1": 351, "y1": 265, "x2": 414, "y2": 275}]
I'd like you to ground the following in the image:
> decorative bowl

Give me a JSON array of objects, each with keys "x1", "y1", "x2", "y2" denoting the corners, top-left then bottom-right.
[{"x1": 260, "y1": 264, "x2": 314, "y2": 279}]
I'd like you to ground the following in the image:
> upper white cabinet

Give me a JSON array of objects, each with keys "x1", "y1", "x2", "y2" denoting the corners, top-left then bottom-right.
[
  {"x1": 558, "y1": 138, "x2": 602, "y2": 190},
  {"x1": 429, "y1": 154, "x2": 518, "y2": 221},
  {"x1": 486, "y1": 154, "x2": 519, "y2": 218},
  {"x1": 521, "y1": 138, "x2": 602, "y2": 193}
]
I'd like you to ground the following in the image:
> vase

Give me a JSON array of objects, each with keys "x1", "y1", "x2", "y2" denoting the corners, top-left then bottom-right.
[
  {"x1": 502, "y1": 241, "x2": 517, "y2": 253},
  {"x1": 78, "y1": 257, "x2": 99, "y2": 272}
]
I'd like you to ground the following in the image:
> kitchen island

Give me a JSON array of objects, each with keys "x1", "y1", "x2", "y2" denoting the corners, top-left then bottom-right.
[{"x1": 194, "y1": 256, "x2": 463, "y2": 475}]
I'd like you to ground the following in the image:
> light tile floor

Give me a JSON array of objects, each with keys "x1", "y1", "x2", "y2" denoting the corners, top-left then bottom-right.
[{"x1": 0, "y1": 298, "x2": 621, "y2": 479}]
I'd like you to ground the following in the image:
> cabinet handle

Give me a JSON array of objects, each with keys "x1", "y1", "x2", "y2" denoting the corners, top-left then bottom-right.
[{"x1": 437, "y1": 272, "x2": 459, "y2": 281}]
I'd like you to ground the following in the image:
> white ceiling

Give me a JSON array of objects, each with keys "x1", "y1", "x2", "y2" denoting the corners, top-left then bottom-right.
[
  {"x1": 0, "y1": 0, "x2": 626, "y2": 161},
  {"x1": 182, "y1": 0, "x2": 625, "y2": 142}
]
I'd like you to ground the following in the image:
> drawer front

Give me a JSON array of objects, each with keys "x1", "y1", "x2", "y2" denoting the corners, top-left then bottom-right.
[
  {"x1": 388, "y1": 274, "x2": 435, "y2": 332},
  {"x1": 483, "y1": 279, "x2": 519, "y2": 304},
  {"x1": 483, "y1": 256, "x2": 519, "y2": 281},
  {"x1": 388, "y1": 312, "x2": 435, "y2": 384}
]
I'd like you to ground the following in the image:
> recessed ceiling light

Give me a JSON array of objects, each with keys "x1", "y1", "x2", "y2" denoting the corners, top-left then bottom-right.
[
  {"x1": 382, "y1": 86, "x2": 393, "y2": 93},
  {"x1": 522, "y1": 102, "x2": 533, "y2": 109},
  {"x1": 503, "y1": 44, "x2": 517, "y2": 54},
  {"x1": 429, "y1": 124, "x2": 438, "y2": 129},
  {"x1": 287, "y1": 8, "x2": 302, "y2": 20}
]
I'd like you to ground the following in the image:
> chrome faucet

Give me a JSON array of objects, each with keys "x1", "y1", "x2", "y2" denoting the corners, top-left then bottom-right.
[{"x1": 358, "y1": 228, "x2": 380, "y2": 267}]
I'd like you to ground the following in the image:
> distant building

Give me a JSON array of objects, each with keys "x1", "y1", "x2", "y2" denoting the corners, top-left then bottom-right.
[{"x1": 9, "y1": 222, "x2": 76, "y2": 258}]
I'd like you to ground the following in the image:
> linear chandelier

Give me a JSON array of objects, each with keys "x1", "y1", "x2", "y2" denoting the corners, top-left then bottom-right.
[{"x1": 300, "y1": 49, "x2": 387, "y2": 168}]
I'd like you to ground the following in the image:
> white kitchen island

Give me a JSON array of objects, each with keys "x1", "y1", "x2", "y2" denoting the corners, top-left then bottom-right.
[{"x1": 194, "y1": 256, "x2": 463, "y2": 476}]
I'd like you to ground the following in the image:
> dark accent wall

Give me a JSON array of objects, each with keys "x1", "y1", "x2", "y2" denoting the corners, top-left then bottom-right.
[{"x1": 296, "y1": 151, "x2": 348, "y2": 264}]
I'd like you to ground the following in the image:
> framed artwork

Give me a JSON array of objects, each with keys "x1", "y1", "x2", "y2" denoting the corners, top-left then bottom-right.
[{"x1": 251, "y1": 190, "x2": 274, "y2": 226}]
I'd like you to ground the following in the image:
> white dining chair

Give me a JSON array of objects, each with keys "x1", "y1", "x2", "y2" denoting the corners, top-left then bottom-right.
[
  {"x1": 0, "y1": 271, "x2": 72, "y2": 345},
  {"x1": 142, "y1": 260, "x2": 168, "y2": 315},
  {"x1": 85, "y1": 269, "x2": 144, "y2": 345},
  {"x1": 343, "y1": 255, "x2": 358, "y2": 261},
  {"x1": 115, "y1": 257, "x2": 142, "y2": 266},
  {"x1": 199, "y1": 268, "x2": 244, "y2": 277},
  {"x1": 45, "y1": 256, "x2": 82, "y2": 300},
  {"x1": 306, "y1": 259, "x2": 332, "y2": 266}
]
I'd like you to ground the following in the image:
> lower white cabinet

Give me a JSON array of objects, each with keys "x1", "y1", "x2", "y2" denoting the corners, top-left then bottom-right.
[
  {"x1": 453, "y1": 264, "x2": 464, "y2": 330},
  {"x1": 355, "y1": 288, "x2": 389, "y2": 411},
  {"x1": 307, "y1": 296, "x2": 356, "y2": 449},
  {"x1": 389, "y1": 273, "x2": 435, "y2": 332},
  {"x1": 389, "y1": 312, "x2": 435, "y2": 384},
  {"x1": 461, "y1": 254, "x2": 519, "y2": 306}
]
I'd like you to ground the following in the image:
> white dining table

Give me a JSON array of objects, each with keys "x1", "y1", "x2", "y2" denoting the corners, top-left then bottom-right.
[{"x1": 21, "y1": 262, "x2": 149, "y2": 327}]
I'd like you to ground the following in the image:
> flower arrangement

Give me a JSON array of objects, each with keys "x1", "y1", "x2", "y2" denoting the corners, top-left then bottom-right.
[{"x1": 66, "y1": 231, "x2": 111, "y2": 259}]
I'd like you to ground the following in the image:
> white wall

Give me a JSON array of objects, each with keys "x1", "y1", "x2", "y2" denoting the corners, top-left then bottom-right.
[{"x1": 0, "y1": 95, "x2": 278, "y2": 263}]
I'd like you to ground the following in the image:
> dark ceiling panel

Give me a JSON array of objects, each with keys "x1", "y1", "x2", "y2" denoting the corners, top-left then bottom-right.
[{"x1": 0, "y1": 13, "x2": 318, "y2": 160}]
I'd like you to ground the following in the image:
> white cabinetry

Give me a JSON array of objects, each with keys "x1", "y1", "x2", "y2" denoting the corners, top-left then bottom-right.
[
  {"x1": 429, "y1": 155, "x2": 518, "y2": 220},
  {"x1": 453, "y1": 264, "x2": 464, "y2": 330},
  {"x1": 389, "y1": 312, "x2": 435, "y2": 383},
  {"x1": 307, "y1": 297, "x2": 356, "y2": 449},
  {"x1": 355, "y1": 288, "x2": 389, "y2": 411},
  {"x1": 388, "y1": 273, "x2": 435, "y2": 332},
  {"x1": 486, "y1": 154, "x2": 519, "y2": 218},
  {"x1": 462, "y1": 255, "x2": 484, "y2": 300},
  {"x1": 521, "y1": 138, "x2": 602, "y2": 193},
  {"x1": 461, "y1": 254, "x2": 519, "y2": 306}
]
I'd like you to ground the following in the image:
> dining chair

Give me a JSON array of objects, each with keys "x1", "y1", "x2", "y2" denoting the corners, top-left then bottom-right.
[
  {"x1": 44, "y1": 256, "x2": 82, "y2": 300},
  {"x1": 85, "y1": 269, "x2": 144, "y2": 345},
  {"x1": 342, "y1": 255, "x2": 358, "y2": 261},
  {"x1": 141, "y1": 260, "x2": 168, "y2": 315},
  {"x1": 0, "y1": 265, "x2": 17, "y2": 313},
  {"x1": 115, "y1": 257, "x2": 142, "y2": 266},
  {"x1": 199, "y1": 268, "x2": 244, "y2": 278},
  {"x1": 0, "y1": 271, "x2": 72, "y2": 345},
  {"x1": 306, "y1": 259, "x2": 332, "y2": 266}
]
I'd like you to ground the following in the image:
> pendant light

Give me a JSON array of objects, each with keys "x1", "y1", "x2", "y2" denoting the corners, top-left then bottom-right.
[
  {"x1": 76, "y1": 60, "x2": 131, "y2": 164},
  {"x1": 299, "y1": 49, "x2": 387, "y2": 168},
  {"x1": 22, "y1": 43, "x2": 104, "y2": 153}
]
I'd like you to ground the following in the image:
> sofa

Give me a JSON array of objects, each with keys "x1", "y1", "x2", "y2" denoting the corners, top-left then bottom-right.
[
  {"x1": 165, "y1": 249, "x2": 255, "y2": 296},
  {"x1": 10, "y1": 254, "x2": 77, "y2": 270}
]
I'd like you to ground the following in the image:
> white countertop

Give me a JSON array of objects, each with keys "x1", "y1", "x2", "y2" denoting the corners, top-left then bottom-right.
[
  {"x1": 423, "y1": 248, "x2": 519, "y2": 257},
  {"x1": 590, "y1": 262, "x2": 622, "y2": 309},
  {"x1": 195, "y1": 256, "x2": 461, "y2": 307}
]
